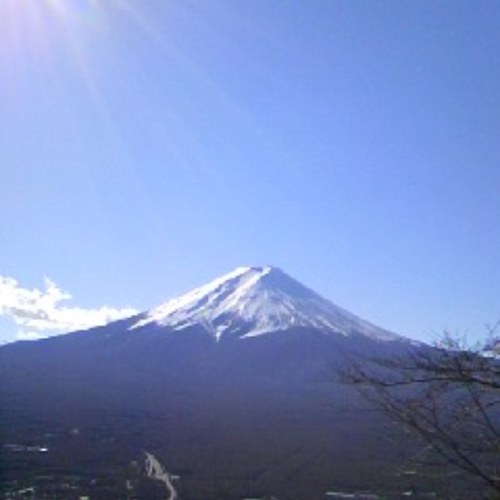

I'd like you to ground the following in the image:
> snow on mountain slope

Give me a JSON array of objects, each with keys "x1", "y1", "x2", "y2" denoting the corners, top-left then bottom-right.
[{"x1": 131, "y1": 266, "x2": 405, "y2": 342}]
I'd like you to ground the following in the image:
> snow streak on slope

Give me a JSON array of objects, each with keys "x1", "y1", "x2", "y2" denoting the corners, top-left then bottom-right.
[{"x1": 131, "y1": 266, "x2": 404, "y2": 342}]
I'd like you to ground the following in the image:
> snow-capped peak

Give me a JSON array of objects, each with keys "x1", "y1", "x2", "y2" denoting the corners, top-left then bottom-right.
[{"x1": 131, "y1": 266, "x2": 404, "y2": 342}]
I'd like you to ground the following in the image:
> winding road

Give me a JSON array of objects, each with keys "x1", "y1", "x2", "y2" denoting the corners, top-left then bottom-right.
[{"x1": 144, "y1": 451, "x2": 178, "y2": 500}]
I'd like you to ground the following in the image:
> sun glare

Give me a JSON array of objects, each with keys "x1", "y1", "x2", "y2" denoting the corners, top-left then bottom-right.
[
  {"x1": 0, "y1": 0, "x2": 171, "y2": 91},
  {"x1": 0, "y1": 0, "x2": 226, "y2": 175},
  {"x1": 1, "y1": 0, "x2": 120, "y2": 106},
  {"x1": 1, "y1": 0, "x2": 102, "y2": 72}
]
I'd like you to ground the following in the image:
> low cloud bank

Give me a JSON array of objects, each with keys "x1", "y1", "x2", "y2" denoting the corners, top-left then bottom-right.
[{"x1": 0, "y1": 276, "x2": 138, "y2": 341}]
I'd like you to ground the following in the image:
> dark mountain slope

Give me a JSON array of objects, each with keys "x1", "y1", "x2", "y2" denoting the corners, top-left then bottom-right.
[{"x1": 1, "y1": 267, "x2": 472, "y2": 498}]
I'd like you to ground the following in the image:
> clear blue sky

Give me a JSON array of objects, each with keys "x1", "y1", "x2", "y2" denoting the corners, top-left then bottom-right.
[{"x1": 1, "y1": 0, "x2": 499, "y2": 344}]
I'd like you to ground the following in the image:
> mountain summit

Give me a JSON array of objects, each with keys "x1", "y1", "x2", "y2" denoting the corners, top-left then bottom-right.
[{"x1": 131, "y1": 266, "x2": 403, "y2": 342}]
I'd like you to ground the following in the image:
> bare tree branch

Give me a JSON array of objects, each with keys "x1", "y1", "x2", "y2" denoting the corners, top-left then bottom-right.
[{"x1": 342, "y1": 327, "x2": 500, "y2": 496}]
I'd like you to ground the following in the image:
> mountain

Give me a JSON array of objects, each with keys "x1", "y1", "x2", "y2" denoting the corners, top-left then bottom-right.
[
  {"x1": 2, "y1": 267, "x2": 463, "y2": 499},
  {"x1": 131, "y1": 266, "x2": 405, "y2": 342}
]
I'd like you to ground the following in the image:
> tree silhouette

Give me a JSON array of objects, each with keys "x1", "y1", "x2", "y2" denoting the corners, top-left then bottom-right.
[{"x1": 344, "y1": 323, "x2": 500, "y2": 496}]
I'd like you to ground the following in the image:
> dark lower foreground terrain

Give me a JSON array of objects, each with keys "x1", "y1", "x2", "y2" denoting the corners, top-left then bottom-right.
[
  {"x1": 0, "y1": 385, "x2": 479, "y2": 499},
  {"x1": 0, "y1": 326, "x2": 488, "y2": 499}
]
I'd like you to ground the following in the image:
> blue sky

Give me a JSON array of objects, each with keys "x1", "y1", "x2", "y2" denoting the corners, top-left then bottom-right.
[{"x1": 1, "y1": 0, "x2": 499, "y2": 344}]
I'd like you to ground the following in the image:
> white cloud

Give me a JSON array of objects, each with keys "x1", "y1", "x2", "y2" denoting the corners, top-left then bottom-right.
[
  {"x1": 0, "y1": 276, "x2": 138, "y2": 341},
  {"x1": 16, "y1": 330, "x2": 48, "y2": 341}
]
